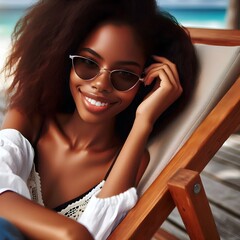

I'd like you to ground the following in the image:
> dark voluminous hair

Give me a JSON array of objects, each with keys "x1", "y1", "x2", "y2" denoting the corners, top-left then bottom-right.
[{"x1": 4, "y1": 0, "x2": 198, "y2": 142}]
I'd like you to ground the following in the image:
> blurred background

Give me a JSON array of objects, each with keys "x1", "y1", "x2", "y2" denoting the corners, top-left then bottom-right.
[{"x1": 0, "y1": 0, "x2": 239, "y2": 75}]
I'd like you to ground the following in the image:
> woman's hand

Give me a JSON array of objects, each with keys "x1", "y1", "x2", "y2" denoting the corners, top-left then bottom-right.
[{"x1": 136, "y1": 56, "x2": 183, "y2": 127}]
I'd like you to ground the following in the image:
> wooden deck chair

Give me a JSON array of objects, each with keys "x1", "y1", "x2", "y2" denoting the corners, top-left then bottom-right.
[{"x1": 108, "y1": 28, "x2": 240, "y2": 240}]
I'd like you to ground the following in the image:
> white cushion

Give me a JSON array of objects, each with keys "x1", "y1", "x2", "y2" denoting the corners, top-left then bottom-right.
[{"x1": 138, "y1": 44, "x2": 240, "y2": 194}]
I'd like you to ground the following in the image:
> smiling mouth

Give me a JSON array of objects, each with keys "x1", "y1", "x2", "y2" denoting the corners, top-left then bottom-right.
[{"x1": 85, "y1": 96, "x2": 109, "y2": 107}]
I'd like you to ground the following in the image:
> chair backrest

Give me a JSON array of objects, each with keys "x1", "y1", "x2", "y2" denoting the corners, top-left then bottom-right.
[
  {"x1": 108, "y1": 29, "x2": 240, "y2": 239},
  {"x1": 138, "y1": 43, "x2": 240, "y2": 194}
]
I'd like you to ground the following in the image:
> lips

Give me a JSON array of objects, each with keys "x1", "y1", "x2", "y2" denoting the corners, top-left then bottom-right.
[{"x1": 79, "y1": 90, "x2": 116, "y2": 113}]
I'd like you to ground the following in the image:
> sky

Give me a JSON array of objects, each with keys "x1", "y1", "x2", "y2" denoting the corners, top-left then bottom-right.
[{"x1": 0, "y1": 0, "x2": 228, "y2": 8}]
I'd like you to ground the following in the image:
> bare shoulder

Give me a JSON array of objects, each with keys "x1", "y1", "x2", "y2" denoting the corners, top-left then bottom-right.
[
  {"x1": 1, "y1": 108, "x2": 42, "y2": 144},
  {"x1": 136, "y1": 148, "x2": 150, "y2": 186}
]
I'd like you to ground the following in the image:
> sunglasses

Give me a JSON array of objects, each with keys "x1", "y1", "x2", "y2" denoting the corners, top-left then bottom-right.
[{"x1": 69, "y1": 55, "x2": 144, "y2": 92}]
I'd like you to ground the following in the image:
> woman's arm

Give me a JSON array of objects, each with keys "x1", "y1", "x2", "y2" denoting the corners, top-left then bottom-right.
[
  {"x1": 0, "y1": 111, "x2": 93, "y2": 240},
  {"x1": 98, "y1": 119, "x2": 151, "y2": 198},
  {"x1": 135, "y1": 149, "x2": 150, "y2": 186},
  {"x1": 98, "y1": 56, "x2": 182, "y2": 198},
  {"x1": 0, "y1": 191, "x2": 93, "y2": 240}
]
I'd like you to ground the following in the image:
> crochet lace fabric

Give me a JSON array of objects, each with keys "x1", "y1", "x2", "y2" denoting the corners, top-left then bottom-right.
[
  {"x1": 27, "y1": 165, "x2": 44, "y2": 206},
  {"x1": 58, "y1": 181, "x2": 104, "y2": 220},
  {"x1": 27, "y1": 165, "x2": 104, "y2": 220}
]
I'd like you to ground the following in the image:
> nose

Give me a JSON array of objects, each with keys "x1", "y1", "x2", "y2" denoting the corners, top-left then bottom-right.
[{"x1": 91, "y1": 69, "x2": 113, "y2": 93}]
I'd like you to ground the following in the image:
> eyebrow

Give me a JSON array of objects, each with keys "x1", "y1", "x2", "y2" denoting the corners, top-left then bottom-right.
[
  {"x1": 80, "y1": 47, "x2": 142, "y2": 69},
  {"x1": 80, "y1": 48, "x2": 103, "y2": 60}
]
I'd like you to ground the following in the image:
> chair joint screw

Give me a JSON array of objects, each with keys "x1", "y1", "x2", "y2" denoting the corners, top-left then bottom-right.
[{"x1": 193, "y1": 183, "x2": 201, "y2": 194}]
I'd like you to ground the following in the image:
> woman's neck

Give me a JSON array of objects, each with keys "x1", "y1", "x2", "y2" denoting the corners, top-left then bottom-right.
[{"x1": 56, "y1": 110, "x2": 118, "y2": 151}]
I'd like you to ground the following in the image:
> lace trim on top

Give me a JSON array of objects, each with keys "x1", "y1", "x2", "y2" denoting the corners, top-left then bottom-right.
[
  {"x1": 27, "y1": 164, "x2": 44, "y2": 206},
  {"x1": 27, "y1": 164, "x2": 104, "y2": 220},
  {"x1": 58, "y1": 181, "x2": 104, "y2": 220}
]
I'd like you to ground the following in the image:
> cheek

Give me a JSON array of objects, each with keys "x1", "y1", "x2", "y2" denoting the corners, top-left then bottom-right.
[{"x1": 69, "y1": 69, "x2": 83, "y2": 95}]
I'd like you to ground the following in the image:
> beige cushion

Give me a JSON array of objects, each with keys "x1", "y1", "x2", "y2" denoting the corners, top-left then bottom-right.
[{"x1": 138, "y1": 44, "x2": 240, "y2": 194}]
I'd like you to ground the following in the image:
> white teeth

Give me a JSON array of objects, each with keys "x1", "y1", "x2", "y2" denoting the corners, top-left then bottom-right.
[{"x1": 85, "y1": 97, "x2": 108, "y2": 107}]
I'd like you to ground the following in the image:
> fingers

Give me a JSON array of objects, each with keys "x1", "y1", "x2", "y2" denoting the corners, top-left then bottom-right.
[
  {"x1": 145, "y1": 65, "x2": 176, "y2": 88},
  {"x1": 144, "y1": 56, "x2": 179, "y2": 85},
  {"x1": 154, "y1": 56, "x2": 180, "y2": 86},
  {"x1": 144, "y1": 56, "x2": 181, "y2": 92}
]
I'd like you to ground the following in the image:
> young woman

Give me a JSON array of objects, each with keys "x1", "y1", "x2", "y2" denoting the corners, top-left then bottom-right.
[{"x1": 0, "y1": 0, "x2": 198, "y2": 239}]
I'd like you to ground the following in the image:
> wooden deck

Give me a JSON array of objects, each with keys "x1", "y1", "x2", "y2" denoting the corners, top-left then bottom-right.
[{"x1": 153, "y1": 133, "x2": 240, "y2": 240}]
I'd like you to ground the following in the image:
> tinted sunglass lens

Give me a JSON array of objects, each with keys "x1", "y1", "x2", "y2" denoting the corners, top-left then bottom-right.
[
  {"x1": 73, "y1": 57, "x2": 99, "y2": 80},
  {"x1": 111, "y1": 71, "x2": 139, "y2": 91}
]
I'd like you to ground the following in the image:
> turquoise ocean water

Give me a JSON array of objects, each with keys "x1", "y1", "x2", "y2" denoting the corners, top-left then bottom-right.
[
  {"x1": 163, "y1": 8, "x2": 226, "y2": 28},
  {"x1": 0, "y1": 9, "x2": 27, "y2": 37}
]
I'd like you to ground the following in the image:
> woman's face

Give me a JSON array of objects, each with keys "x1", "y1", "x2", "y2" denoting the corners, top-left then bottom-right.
[{"x1": 70, "y1": 23, "x2": 146, "y2": 124}]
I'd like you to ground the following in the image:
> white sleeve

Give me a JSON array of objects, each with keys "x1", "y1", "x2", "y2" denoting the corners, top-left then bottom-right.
[
  {"x1": 78, "y1": 184, "x2": 138, "y2": 240},
  {"x1": 0, "y1": 129, "x2": 34, "y2": 199}
]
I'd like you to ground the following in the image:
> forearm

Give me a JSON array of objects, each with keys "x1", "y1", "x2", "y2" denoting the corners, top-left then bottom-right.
[
  {"x1": 78, "y1": 118, "x2": 149, "y2": 238},
  {"x1": 0, "y1": 191, "x2": 93, "y2": 240},
  {"x1": 98, "y1": 118, "x2": 152, "y2": 198}
]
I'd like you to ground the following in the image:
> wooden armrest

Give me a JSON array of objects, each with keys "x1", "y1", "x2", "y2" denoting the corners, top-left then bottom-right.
[{"x1": 168, "y1": 168, "x2": 220, "y2": 240}]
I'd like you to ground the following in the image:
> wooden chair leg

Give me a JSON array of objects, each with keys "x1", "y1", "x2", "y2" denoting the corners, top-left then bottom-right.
[{"x1": 168, "y1": 168, "x2": 220, "y2": 240}]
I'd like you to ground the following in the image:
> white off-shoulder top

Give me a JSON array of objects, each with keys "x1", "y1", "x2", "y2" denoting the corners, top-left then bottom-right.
[{"x1": 0, "y1": 129, "x2": 138, "y2": 240}]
